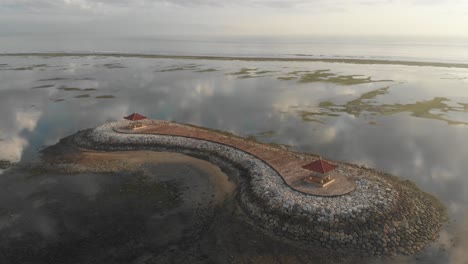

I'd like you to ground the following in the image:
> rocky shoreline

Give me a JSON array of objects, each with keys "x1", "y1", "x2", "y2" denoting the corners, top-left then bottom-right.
[{"x1": 67, "y1": 120, "x2": 446, "y2": 256}]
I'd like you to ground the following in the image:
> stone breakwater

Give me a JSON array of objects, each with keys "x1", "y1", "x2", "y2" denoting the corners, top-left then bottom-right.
[{"x1": 70, "y1": 120, "x2": 446, "y2": 256}]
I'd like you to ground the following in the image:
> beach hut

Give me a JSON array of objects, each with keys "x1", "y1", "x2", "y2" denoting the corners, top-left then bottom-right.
[
  {"x1": 302, "y1": 157, "x2": 337, "y2": 187},
  {"x1": 124, "y1": 113, "x2": 147, "y2": 129}
]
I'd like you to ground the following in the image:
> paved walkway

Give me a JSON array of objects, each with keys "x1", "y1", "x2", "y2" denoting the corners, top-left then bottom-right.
[{"x1": 115, "y1": 121, "x2": 355, "y2": 196}]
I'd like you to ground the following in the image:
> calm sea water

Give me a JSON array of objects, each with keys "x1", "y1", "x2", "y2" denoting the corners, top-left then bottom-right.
[
  {"x1": 1, "y1": 35, "x2": 468, "y2": 63},
  {"x1": 0, "y1": 37, "x2": 468, "y2": 263}
]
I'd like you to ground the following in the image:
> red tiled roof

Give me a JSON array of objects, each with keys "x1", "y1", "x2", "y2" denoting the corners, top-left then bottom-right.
[
  {"x1": 302, "y1": 158, "x2": 337, "y2": 174},
  {"x1": 124, "y1": 113, "x2": 147, "y2": 121}
]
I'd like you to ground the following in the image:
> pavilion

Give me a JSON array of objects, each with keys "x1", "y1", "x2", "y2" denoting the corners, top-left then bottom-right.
[
  {"x1": 302, "y1": 157, "x2": 337, "y2": 187},
  {"x1": 124, "y1": 113, "x2": 147, "y2": 130}
]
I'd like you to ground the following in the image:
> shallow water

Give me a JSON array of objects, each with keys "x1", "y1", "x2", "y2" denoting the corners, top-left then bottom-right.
[
  {"x1": 0, "y1": 55, "x2": 467, "y2": 263},
  {"x1": 2, "y1": 35, "x2": 468, "y2": 64},
  {"x1": 0, "y1": 153, "x2": 235, "y2": 264}
]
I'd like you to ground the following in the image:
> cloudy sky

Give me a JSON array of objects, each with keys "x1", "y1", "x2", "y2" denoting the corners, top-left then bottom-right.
[{"x1": 0, "y1": 0, "x2": 468, "y2": 37}]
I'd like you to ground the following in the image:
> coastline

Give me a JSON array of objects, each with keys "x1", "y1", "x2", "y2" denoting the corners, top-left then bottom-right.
[
  {"x1": 2, "y1": 52, "x2": 468, "y2": 69},
  {"x1": 50, "y1": 119, "x2": 448, "y2": 257}
]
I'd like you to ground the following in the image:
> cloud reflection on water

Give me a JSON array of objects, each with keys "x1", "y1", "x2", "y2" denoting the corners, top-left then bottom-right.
[
  {"x1": 0, "y1": 55, "x2": 467, "y2": 263},
  {"x1": 0, "y1": 90, "x2": 43, "y2": 161}
]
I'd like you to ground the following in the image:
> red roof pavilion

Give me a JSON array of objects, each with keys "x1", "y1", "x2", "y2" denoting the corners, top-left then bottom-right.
[
  {"x1": 302, "y1": 158, "x2": 337, "y2": 174},
  {"x1": 124, "y1": 113, "x2": 147, "y2": 121}
]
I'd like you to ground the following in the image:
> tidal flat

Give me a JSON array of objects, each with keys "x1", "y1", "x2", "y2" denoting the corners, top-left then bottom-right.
[{"x1": 0, "y1": 54, "x2": 467, "y2": 264}]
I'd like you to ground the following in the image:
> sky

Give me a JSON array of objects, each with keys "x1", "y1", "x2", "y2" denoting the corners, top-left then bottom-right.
[{"x1": 0, "y1": 0, "x2": 468, "y2": 37}]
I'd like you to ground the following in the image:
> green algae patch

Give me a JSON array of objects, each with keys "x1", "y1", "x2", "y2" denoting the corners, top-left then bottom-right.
[
  {"x1": 102, "y1": 63, "x2": 126, "y2": 69},
  {"x1": 277, "y1": 76, "x2": 297, "y2": 81},
  {"x1": 256, "y1": 70, "x2": 277, "y2": 74},
  {"x1": 75, "y1": 77, "x2": 96, "y2": 80},
  {"x1": 228, "y1": 68, "x2": 277, "y2": 79},
  {"x1": 95, "y1": 95, "x2": 115, "y2": 99},
  {"x1": 299, "y1": 87, "x2": 468, "y2": 125},
  {"x1": 39, "y1": 77, "x2": 70, "y2": 81},
  {"x1": 318, "y1": 101, "x2": 336, "y2": 107},
  {"x1": 195, "y1": 68, "x2": 218, "y2": 72},
  {"x1": 229, "y1": 68, "x2": 258, "y2": 75},
  {"x1": 325, "y1": 75, "x2": 377, "y2": 86},
  {"x1": 74, "y1": 94, "x2": 90, "y2": 98},
  {"x1": 158, "y1": 64, "x2": 200, "y2": 72},
  {"x1": 298, "y1": 70, "x2": 335, "y2": 82},
  {"x1": 58, "y1": 87, "x2": 97, "y2": 92},
  {"x1": 358, "y1": 87, "x2": 390, "y2": 100},
  {"x1": 31, "y1": 84, "x2": 55, "y2": 89},
  {"x1": 288, "y1": 70, "x2": 314, "y2": 75},
  {"x1": 11, "y1": 64, "x2": 48, "y2": 71},
  {"x1": 238, "y1": 74, "x2": 273, "y2": 79},
  {"x1": 159, "y1": 67, "x2": 186, "y2": 72},
  {"x1": 383, "y1": 98, "x2": 451, "y2": 118},
  {"x1": 292, "y1": 69, "x2": 392, "y2": 85}
]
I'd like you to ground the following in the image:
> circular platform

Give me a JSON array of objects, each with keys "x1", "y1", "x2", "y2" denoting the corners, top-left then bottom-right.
[{"x1": 288, "y1": 173, "x2": 356, "y2": 197}]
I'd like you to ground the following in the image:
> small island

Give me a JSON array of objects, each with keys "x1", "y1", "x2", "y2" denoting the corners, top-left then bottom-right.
[{"x1": 47, "y1": 116, "x2": 447, "y2": 257}]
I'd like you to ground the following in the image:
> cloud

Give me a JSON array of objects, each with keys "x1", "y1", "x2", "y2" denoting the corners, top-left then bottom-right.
[
  {"x1": 1, "y1": 0, "x2": 468, "y2": 38},
  {"x1": 2, "y1": 0, "x2": 468, "y2": 13},
  {"x1": 0, "y1": 0, "x2": 375, "y2": 12},
  {"x1": 160, "y1": 0, "x2": 325, "y2": 8},
  {"x1": 0, "y1": 0, "x2": 137, "y2": 15}
]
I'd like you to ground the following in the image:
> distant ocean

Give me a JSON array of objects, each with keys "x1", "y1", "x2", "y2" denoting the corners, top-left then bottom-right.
[{"x1": 1, "y1": 35, "x2": 468, "y2": 64}]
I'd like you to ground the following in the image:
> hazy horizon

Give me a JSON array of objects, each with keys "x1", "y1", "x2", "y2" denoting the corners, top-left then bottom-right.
[{"x1": 1, "y1": 0, "x2": 468, "y2": 38}]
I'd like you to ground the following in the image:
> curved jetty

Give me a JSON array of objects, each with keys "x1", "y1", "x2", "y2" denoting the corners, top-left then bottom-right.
[{"x1": 68, "y1": 119, "x2": 446, "y2": 256}]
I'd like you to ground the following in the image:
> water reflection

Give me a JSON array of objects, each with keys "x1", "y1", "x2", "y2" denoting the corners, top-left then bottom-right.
[
  {"x1": 0, "y1": 55, "x2": 467, "y2": 263},
  {"x1": 0, "y1": 156, "x2": 234, "y2": 263}
]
